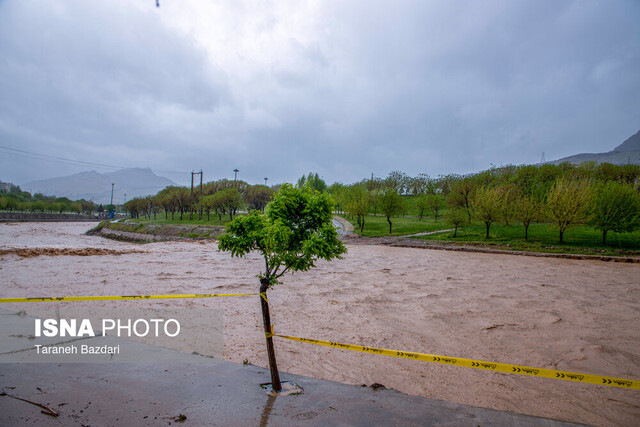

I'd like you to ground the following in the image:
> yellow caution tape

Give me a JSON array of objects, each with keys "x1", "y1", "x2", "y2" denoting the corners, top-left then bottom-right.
[
  {"x1": 275, "y1": 334, "x2": 639, "y2": 390},
  {"x1": 260, "y1": 292, "x2": 268, "y2": 303},
  {"x1": 265, "y1": 325, "x2": 274, "y2": 338},
  {"x1": 0, "y1": 293, "x2": 257, "y2": 303}
]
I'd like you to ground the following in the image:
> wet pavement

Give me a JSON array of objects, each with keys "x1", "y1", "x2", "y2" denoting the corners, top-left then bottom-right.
[{"x1": 0, "y1": 311, "x2": 586, "y2": 426}]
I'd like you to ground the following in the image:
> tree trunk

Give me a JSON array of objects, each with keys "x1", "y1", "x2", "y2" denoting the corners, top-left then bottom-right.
[
  {"x1": 602, "y1": 229, "x2": 607, "y2": 245},
  {"x1": 453, "y1": 225, "x2": 458, "y2": 237},
  {"x1": 559, "y1": 229, "x2": 564, "y2": 243},
  {"x1": 485, "y1": 222, "x2": 490, "y2": 238},
  {"x1": 360, "y1": 217, "x2": 365, "y2": 233},
  {"x1": 387, "y1": 216, "x2": 392, "y2": 234},
  {"x1": 524, "y1": 223, "x2": 529, "y2": 241},
  {"x1": 259, "y1": 279, "x2": 282, "y2": 391}
]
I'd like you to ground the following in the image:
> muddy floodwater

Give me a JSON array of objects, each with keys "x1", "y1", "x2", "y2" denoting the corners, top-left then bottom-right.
[{"x1": 1, "y1": 222, "x2": 638, "y2": 426}]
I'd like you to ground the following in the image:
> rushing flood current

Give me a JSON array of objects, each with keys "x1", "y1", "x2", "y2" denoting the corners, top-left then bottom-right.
[{"x1": 1, "y1": 222, "x2": 638, "y2": 426}]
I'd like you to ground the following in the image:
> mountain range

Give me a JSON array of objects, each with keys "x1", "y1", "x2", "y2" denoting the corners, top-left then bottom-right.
[
  {"x1": 548, "y1": 129, "x2": 640, "y2": 166},
  {"x1": 23, "y1": 168, "x2": 176, "y2": 204},
  {"x1": 16, "y1": 130, "x2": 640, "y2": 203}
]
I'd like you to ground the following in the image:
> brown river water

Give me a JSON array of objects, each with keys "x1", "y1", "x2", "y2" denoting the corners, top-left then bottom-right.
[{"x1": 0, "y1": 222, "x2": 638, "y2": 426}]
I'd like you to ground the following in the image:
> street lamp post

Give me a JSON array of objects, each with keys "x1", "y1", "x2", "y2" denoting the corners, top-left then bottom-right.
[
  {"x1": 233, "y1": 169, "x2": 239, "y2": 182},
  {"x1": 110, "y1": 183, "x2": 115, "y2": 219}
]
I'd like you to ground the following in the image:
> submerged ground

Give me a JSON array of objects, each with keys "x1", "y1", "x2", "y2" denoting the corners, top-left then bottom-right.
[{"x1": 0, "y1": 222, "x2": 638, "y2": 426}]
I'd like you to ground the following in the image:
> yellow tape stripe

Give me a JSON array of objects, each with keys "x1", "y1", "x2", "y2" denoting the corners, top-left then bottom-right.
[
  {"x1": 275, "y1": 334, "x2": 639, "y2": 390},
  {"x1": 0, "y1": 293, "x2": 257, "y2": 303}
]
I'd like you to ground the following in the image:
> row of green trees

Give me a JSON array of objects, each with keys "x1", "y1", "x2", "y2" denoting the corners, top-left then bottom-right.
[
  {"x1": 0, "y1": 191, "x2": 98, "y2": 215},
  {"x1": 334, "y1": 162, "x2": 640, "y2": 198},
  {"x1": 120, "y1": 162, "x2": 639, "y2": 244},
  {"x1": 327, "y1": 162, "x2": 640, "y2": 243},
  {"x1": 124, "y1": 179, "x2": 275, "y2": 221},
  {"x1": 458, "y1": 178, "x2": 640, "y2": 244}
]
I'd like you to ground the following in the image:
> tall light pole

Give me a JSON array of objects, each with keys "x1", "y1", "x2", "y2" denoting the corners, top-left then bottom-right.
[
  {"x1": 264, "y1": 177, "x2": 268, "y2": 186},
  {"x1": 110, "y1": 183, "x2": 115, "y2": 219},
  {"x1": 233, "y1": 169, "x2": 239, "y2": 182}
]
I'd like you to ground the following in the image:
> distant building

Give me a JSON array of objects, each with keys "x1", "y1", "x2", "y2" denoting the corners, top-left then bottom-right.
[
  {"x1": 0, "y1": 181, "x2": 12, "y2": 193},
  {"x1": 0, "y1": 181, "x2": 18, "y2": 193}
]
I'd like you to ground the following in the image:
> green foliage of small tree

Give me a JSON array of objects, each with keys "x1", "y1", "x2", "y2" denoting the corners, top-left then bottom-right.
[
  {"x1": 427, "y1": 194, "x2": 444, "y2": 222},
  {"x1": 379, "y1": 188, "x2": 407, "y2": 234},
  {"x1": 345, "y1": 185, "x2": 371, "y2": 232},
  {"x1": 515, "y1": 195, "x2": 542, "y2": 240},
  {"x1": 446, "y1": 207, "x2": 466, "y2": 237},
  {"x1": 327, "y1": 182, "x2": 347, "y2": 214},
  {"x1": 497, "y1": 184, "x2": 518, "y2": 226},
  {"x1": 588, "y1": 181, "x2": 640, "y2": 245},
  {"x1": 415, "y1": 194, "x2": 429, "y2": 220},
  {"x1": 244, "y1": 185, "x2": 274, "y2": 212},
  {"x1": 546, "y1": 178, "x2": 591, "y2": 243},
  {"x1": 451, "y1": 178, "x2": 476, "y2": 223},
  {"x1": 473, "y1": 186, "x2": 502, "y2": 238},
  {"x1": 218, "y1": 184, "x2": 346, "y2": 391},
  {"x1": 297, "y1": 172, "x2": 327, "y2": 193}
]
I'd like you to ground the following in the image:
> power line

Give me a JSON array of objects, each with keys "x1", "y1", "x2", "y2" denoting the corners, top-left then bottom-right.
[{"x1": 0, "y1": 145, "x2": 188, "y2": 176}]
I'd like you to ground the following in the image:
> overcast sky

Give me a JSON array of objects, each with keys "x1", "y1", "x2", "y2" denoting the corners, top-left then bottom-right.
[{"x1": 1, "y1": 0, "x2": 639, "y2": 187}]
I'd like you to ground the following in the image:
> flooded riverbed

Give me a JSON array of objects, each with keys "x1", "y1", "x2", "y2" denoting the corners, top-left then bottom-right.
[{"x1": 1, "y1": 222, "x2": 638, "y2": 426}]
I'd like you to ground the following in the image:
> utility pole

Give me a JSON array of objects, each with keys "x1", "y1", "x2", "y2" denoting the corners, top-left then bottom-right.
[
  {"x1": 110, "y1": 183, "x2": 114, "y2": 219},
  {"x1": 199, "y1": 170, "x2": 203, "y2": 220},
  {"x1": 190, "y1": 170, "x2": 203, "y2": 220},
  {"x1": 190, "y1": 171, "x2": 194, "y2": 220}
]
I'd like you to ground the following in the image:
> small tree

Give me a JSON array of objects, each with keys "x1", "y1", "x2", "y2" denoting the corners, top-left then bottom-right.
[
  {"x1": 451, "y1": 178, "x2": 476, "y2": 223},
  {"x1": 546, "y1": 178, "x2": 590, "y2": 243},
  {"x1": 202, "y1": 192, "x2": 227, "y2": 221},
  {"x1": 206, "y1": 188, "x2": 243, "y2": 220},
  {"x1": 497, "y1": 184, "x2": 518, "y2": 226},
  {"x1": 473, "y1": 186, "x2": 501, "y2": 238},
  {"x1": 379, "y1": 188, "x2": 406, "y2": 234},
  {"x1": 588, "y1": 181, "x2": 640, "y2": 245},
  {"x1": 427, "y1": 194, "x2": 444, "y2": 222},
  {"x1": 516, "y1": 195, "x2": 541, "y2": 241},
  {"x1": 345, "y1": 185, "x2": 371, "y2": 232},
  {"x1": 245, "y1": 185, "x2": 274, "y2": 212},
  {"x1": 218, "y1": 184, "x2": 346, "y2": 391},
  {"x1": 446, "y1": 207, "x2": 466, "y2": 237},
  {"x1": 415, "y1": 194, "x2": 429, "y2": 221}
]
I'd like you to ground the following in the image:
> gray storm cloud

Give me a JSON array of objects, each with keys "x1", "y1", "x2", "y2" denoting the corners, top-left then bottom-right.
[{"x1": 1, "y1": 0, "x2": 638, "y2": 186}]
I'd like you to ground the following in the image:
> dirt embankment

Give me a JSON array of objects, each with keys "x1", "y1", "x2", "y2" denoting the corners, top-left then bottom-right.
[
  {"x1": 87, "y1": 221, "x2": 225, "y2": 243},
  {"x1": 342, "y1": 234, "x2": 640, "y2": 264},
  {"x1": 0, "y1": 247, "x2": 144, "y2": 258}
]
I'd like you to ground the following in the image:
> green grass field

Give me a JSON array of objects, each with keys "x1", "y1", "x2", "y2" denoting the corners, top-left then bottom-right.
[
  {"x1": 342, "y1": 214, "x2": 451, "y2": 237},
  {"x1": 341, "y1": 212, "x2": 640, "y2": 256},
  {"x1": 128, "y1": 213, "x2": 240, "y2": 227},
  {"x1": 417, "y1": 222, "x2": 640, "y2": 255}
]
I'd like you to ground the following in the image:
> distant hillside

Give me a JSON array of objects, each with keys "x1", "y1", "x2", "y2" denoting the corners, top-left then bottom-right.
[
  {"x1": 23, "y1": 168, "x2": 177, "y2": 204},
  {"x1": 548, "y1": 129, "x2": 640, "y2": 166},
  {"x1": 613, "y1": 129, "x2": 640, "y2": 152}
]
